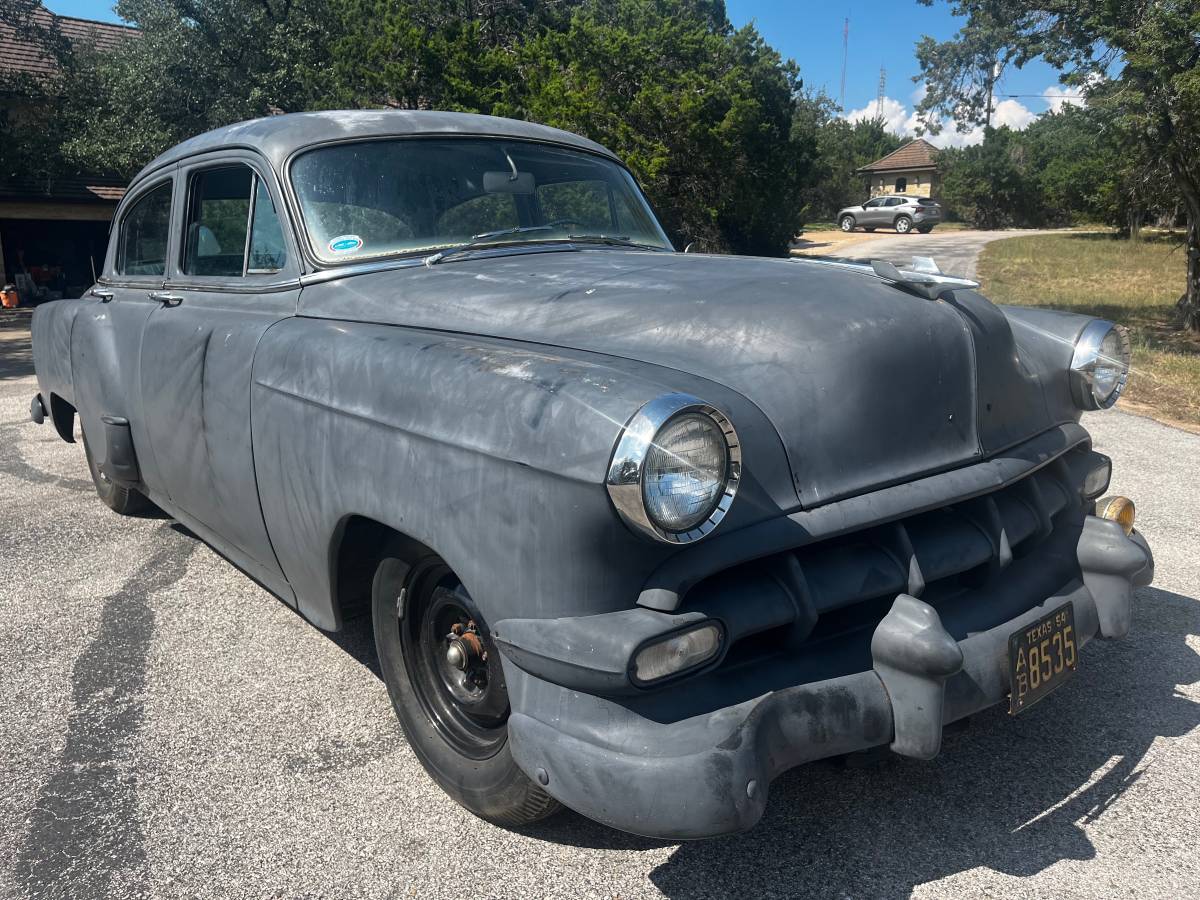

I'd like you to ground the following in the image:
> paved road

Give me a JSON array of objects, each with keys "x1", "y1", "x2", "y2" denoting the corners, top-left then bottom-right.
[
  {"x1": 811, "y1": 229, "x2": 1045, "y2": 281},
  {"x1": 1, "y1": 310, "x2": 1198, "y2": 899}
]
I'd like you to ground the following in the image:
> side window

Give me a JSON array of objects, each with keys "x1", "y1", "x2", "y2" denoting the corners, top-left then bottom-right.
[
  {"x1": 117, "y1": 182, "x2": 172, "y2": 276},
  {"x1": 184, "y1": 164, "x2": 287, "y2": 277},
  {"x1": 248, "y1": 178, "x2": 287, "y2": 273},
  {"x1": 537, "y1": 180, "x2": 610, "y2": 229},
  {"x1": 865, "y1": 198, "x2": 884, "y2": 208},
  {"x1": 885, "y1": 197, "x2": 905, "y2": 207}
]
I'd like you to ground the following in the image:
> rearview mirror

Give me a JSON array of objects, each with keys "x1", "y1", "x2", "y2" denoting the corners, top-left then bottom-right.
[{"x1": 483, "y1": 171, "x2": 535, "y2": 194}]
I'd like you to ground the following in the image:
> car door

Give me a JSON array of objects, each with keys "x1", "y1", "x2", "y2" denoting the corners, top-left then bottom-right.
[
  {"x1": 71, "y1": 172, "x2": 178, "y2": 492},
  {"x1": 884, "y1": 196, "x2": 907, "y2": 226},
  {"x1": 861, "y1": 197, "x2": 886, "y2": 226},
  {"x1": 138, "y1": 152, "x2": 299, "y2": 600}
]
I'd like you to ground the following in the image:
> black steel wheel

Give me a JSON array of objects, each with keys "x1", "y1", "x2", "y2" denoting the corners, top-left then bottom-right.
[
  {"x1": 400, "y1": 568, "x2": 509, "y2": 759},
  {"x1": 372, "y1": 548, "x2": 561, "y2": 827}
]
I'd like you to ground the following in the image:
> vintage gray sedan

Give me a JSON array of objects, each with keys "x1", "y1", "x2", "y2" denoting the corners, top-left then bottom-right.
[{"x1": 30, "y1": 111, "x2": 1153, "y2": 839}]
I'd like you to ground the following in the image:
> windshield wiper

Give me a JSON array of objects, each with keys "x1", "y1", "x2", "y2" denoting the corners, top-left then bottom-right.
[
  {"x1": 424, "y1": 225, "x2": 659, "y2": 266},
  {"x1": 565, "y1": 233, "x2": 655, "y2": 249},
  {"x1": 424, "y1": 225, "x2": 559, "y2": 267}
]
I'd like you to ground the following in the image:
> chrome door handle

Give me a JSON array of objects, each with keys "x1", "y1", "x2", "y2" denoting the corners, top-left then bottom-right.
[
  {"x1": 90, "y1": 288, "x2": 113, "y2": 302},
  {"x1": 148, "y1": 291, "x2": 184, "y2": 307}
]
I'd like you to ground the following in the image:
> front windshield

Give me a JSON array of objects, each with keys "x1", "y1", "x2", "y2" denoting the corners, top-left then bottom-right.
[{"x1": 290, "y1": 137, "x2": 673, "y2": 263}]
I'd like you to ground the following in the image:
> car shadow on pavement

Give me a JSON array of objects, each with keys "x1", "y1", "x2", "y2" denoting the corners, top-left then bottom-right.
[{"x1": 520, "y1": 586, "x2": 1200, "y2": 895}]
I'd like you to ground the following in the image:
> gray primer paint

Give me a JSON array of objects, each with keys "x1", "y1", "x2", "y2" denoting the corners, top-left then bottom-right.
[{"x1": 28, "y1": 110, "x2": 1152, "y2": 841}]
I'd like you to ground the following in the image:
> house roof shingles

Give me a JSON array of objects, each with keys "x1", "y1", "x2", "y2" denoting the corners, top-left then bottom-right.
[
  {"x1": 0, "y1": 9, "x2": 137, "y2": 78},
  {"x1": 0, "y1": 173, "x2": 127, "y2": 203},
  {"x1": 858, "y1": 138, "x2": 940, "y2": 173}
]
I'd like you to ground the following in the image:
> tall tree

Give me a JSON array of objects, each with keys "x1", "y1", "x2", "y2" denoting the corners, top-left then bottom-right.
[
  {"x1": 57, "y1": 0, "x2": 335, "y2": 177},
  {"x1": 494, "y1": 0, "x2": 816, "y2": 254},
  {"x1": 915, "y1": 0, "x2": 1200, "y2": 330}
]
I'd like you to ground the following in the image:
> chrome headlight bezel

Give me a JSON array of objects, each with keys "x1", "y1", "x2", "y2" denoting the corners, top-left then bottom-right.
[
  {"x1": 1070, "y1": 320, "x2": 1131, "y2": 410},
  {"x1": 606, "y1": 393, "x2": 741, "y2": 544}
]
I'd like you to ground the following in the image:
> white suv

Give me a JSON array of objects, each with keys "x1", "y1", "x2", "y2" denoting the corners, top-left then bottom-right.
[{"x1": 837, "y1": 195, "x2": 942, "y2": 234}]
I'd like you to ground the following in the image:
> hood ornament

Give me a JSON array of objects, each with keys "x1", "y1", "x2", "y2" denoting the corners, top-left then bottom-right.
[{"x1": 800, "y1": 255, "x2": 979, "y2": 301}]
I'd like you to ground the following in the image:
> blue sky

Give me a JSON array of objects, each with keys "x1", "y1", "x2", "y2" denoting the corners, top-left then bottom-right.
[{"x1": 47, "y1": 0, "x2": 1081, "y2": 146}]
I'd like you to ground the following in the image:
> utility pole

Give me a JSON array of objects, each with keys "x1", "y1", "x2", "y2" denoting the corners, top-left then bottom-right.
[
  {"x1": 839, "y1": 17, "x2": 849, "y2": 113},
  {"x1": 876, "y1": 65, "x2": 886, "y2": 121}
]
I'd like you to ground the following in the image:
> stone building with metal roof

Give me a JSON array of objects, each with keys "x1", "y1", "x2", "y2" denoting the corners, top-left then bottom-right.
[
  {"x1": 0, "y1": 6, "x2": 137, "y2": 300},
  {"x1": 857, "y1": 138, "x2": 941, "y2": 199}
]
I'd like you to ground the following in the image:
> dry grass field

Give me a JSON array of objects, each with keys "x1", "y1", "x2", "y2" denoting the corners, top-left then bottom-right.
[{"x1": 978, "y1": 232, "x2": 1200, "y2": 428}]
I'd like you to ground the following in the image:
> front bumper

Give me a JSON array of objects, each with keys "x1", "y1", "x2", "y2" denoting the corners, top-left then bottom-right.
[{"x1": 503, "y1": 517, "x2": 1152, "y2": 839}]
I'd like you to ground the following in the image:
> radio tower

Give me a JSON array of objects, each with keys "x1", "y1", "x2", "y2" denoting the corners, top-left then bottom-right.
[
  {"x1": 838, "y1": 17, "x2": 849, "y2": 112},
  {"x1": 875, "y1": 65, "x2": 886, "y2": 120}
]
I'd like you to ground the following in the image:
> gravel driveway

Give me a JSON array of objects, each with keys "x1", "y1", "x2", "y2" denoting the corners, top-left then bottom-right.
[
  {"x1": 795, "y1": 228, "x2": 1059, "y2": 281},
  {"x1": 1, "y1": 310, "x2": 1198, "y2": 899}
]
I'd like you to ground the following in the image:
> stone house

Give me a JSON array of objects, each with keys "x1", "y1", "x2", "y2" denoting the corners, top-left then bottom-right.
[{"x1": 858, "y1": 138, "x2": 941, "y2": 198}]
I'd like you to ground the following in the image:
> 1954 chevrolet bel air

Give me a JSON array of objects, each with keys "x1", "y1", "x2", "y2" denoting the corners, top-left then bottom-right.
[{"x1": 30, "y1": 110, "x2": 1153, "y2": 839}]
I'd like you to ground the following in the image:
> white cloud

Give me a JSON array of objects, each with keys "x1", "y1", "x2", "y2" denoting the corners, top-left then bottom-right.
[
  {"x1": 1044, "y1": 84, "x2": 1086, "y2": 113},
  {"x1": 841, "y1": 94, "x2": 1038, "y2": 148},
  {"x1": 844, "y1": 96, "x2": 921, "y2": 136}
]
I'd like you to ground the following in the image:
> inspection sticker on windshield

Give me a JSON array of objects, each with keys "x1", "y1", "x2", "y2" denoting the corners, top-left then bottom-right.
[{"x1": 328, "y1": 234, "x2": 363, "y2": 254}]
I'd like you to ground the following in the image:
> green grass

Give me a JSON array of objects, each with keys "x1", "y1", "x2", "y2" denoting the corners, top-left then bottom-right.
[{"x1": 977, "y1": 232, "x2": 1200, "y2": 426}]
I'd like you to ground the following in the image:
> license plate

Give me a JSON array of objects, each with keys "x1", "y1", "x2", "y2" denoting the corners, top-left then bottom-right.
[{"x1": 1008, "y1": 603, "x2": 1077, "y2": 714}]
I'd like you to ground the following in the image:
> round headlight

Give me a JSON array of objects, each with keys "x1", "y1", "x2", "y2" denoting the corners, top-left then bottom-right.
[
  {"x1": 642, "y1": 413, "x2": 728, "y2": 532},
  {"x1": 1070, "y1": 320, "x2": 1131, "y2": 410},
  {"x1": 606, "y1": 394, "x2": 741, "y2": 544}
]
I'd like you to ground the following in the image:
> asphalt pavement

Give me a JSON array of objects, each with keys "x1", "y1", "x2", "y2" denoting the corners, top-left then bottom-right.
[{"x1": 1, "y1": 306, "x2": 1198, "y2": 900}]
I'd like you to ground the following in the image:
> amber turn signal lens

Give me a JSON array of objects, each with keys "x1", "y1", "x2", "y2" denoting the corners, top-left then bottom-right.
[{"x1": 1096, "y1": 495, "x2": 1136, "y2": 535}]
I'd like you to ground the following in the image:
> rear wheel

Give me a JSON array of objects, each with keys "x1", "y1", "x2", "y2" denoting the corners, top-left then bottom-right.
[
  {"x1": 917, "y1": 226, "x2": 933, "y2": 234},
  {"x1": 894, "y1": 215, "x2": 913, "y2": 234},
  {"x1": 82, "y1": 430, "x2": 151, "y2": 515},
  {"x1": 372, "y1": 551, "x2": 561, "y2": 827},
  {"x1": 864, "y1": 227, "x2": 876, "y2": 233},
  {"x1": 839, "y1": 215, "x2": 856, "y2": 232}
]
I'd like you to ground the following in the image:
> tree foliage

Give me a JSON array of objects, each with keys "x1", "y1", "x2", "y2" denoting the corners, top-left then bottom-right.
[
  {"x1": 916, "y1": 0, "x2": 1200, "y2": 328},
  {"x1": 34, "y1": 0, "x2": 817, "y2": 256}
]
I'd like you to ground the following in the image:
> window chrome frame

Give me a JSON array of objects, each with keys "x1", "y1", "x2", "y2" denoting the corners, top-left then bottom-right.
[
  {"x1": 605, "y1": 393, "x2": 742, "y2": 545},
  {"x1": 1069, "y1": 320, "x2": 1131, "y2": 410}
]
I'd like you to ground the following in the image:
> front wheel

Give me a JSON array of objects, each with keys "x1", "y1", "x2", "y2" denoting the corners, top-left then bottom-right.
[
  {"x1": 894, "y1": 215, "x2": 913, "y2": 234},
  {"x1": 372, "y1": 552, "x2": 561, "y2": 827},
  {"x1": 839, "y1": 215, "x2": 856, "y2": 232}
]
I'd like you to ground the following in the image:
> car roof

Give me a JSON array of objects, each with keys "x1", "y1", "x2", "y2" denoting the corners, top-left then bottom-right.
[{"x1": 134, "y1": 110, "x2": 621, "y2": 182}]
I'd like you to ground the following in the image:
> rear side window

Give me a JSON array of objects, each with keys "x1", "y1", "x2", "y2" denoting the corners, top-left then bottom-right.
[
  {"x1": 118, "y1": 182, "x2": 172, "y2": 276},
  {"x1": 885, "y1": 197, "x2": 905, "y2": 207},
  {"x1": 184, "y1": 165, "x2": 287, "y2": 277}
]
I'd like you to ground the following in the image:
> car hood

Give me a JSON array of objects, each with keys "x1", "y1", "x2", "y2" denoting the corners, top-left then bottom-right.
[{"x1": 298, "y1": 249, "x2": 1063, "y2": 505}]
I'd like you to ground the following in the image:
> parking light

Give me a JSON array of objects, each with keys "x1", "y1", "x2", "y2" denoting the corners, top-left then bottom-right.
[{"x1": 632, "y1": 622, "x2": 724, "y2": 685}]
